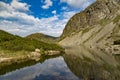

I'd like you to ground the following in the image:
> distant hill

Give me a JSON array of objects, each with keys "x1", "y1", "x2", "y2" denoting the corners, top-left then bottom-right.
[
  {"x1": 26, "y1": 33, "x2": 58, "y2": 43},
  {"x1": 0, "y1": 30, "x2": 63, "y2": 52}
]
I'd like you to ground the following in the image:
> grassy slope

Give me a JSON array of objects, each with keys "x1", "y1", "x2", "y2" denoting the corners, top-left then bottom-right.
[
  {"x1": 0, "y1": 30, "x2": 63, "y2": 57},
  {"x1": 26, "y1": 33, "x2": 58, "y2": 43}
]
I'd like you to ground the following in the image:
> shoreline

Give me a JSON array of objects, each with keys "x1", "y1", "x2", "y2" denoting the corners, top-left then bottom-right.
[{"x1": 0, "y1": 49, "x2": 64, "y2": 67}]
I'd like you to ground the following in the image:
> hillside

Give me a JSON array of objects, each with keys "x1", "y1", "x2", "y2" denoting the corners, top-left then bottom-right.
[
  {"x1": 0, "y1": 30, "x2": 20, "y2": 42},
  {"x1": 26, "y1": 33, "x2": 57, "y2": 43},
  {"x1": 0, "y1": 30, "x2": 63, "y2": 57},
  {"x1": 59, "y1": 0, "x2": 120, "y2": 51}
]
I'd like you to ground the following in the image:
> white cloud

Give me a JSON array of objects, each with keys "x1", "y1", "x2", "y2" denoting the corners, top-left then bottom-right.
[
  {"x1": 0, "y1": 0, "x2": 76, "y2": 37},
  {"x1": 60, "y1": 0, "x2": 95, "y2": 9},
  {"x1": 61, "y1": 6, "x2": 68, "y2": 10},
  {"x1": 11, "y1": 0, "x2": 30, "y2": 12},
  {"x1": 42, "y1": 0, "x2": 53, "y2": 9},
  {"x1": 63, "y1": 11, "x2": 76, "y2": 19},
  {"x1": 38, "y1": 11, "x2": 76, "y2": 36},
  {"x1": 39, "y1": 15, "x2": 64, "y2": 36},
  {"x1": 0, "y1": 1, "x2": 39, "y2": 25},
  {"x1": 52, "y1": 10, "x2": 56, "y2": 15},
  {"x1": 0, "y1": 1, "x2": 49, "y2": 36}
]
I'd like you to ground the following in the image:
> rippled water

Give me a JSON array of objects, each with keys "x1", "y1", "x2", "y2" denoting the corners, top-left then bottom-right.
[{"x1": 0, "y1": 46, "x2": 120, "y2": 80}]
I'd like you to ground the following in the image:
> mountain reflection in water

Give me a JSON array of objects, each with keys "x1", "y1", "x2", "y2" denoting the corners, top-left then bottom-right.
[
  {"x1": 0, "y1": 46, "x2": 120, "y2": 80},
  {"x1": 63, "y1": 46, "x2": 120, "y2": 80}
]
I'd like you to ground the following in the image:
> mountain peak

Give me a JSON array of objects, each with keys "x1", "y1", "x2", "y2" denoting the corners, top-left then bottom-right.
[
  {"x1": 59, "y1": 0, "x2": 120, "y2": 50},
  {"x1": 60, "y1": 0, "x2": 120, "y2": 39}
]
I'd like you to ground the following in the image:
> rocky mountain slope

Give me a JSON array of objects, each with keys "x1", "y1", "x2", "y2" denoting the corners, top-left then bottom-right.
[{"x1": 59, "y1": 0, "x2": 120, "y2": 52}]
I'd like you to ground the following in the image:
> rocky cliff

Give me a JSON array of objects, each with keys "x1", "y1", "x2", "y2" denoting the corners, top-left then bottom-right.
[{"x1": 59, "y1": 0, "x2": 120, "y2": 51}]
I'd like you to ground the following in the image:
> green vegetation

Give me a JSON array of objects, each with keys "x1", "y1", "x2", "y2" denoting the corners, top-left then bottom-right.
[
  {"x1": 0, "y1": 30, "x2": 64, "y2": 53},
  {"x1": 26, "y1": 33, "x2": 58, "y2": 43},
  {"x1": 0, "y1": 30, "x2": 20, "y2": 42}
]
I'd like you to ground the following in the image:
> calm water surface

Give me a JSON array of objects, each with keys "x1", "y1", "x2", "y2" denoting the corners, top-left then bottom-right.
[
  {"x1": 0, "y1": 56, "x2": 80, "y2": 80},
  {"x1": 0, "y1": 46, "x2": 120, "y2": 80}
]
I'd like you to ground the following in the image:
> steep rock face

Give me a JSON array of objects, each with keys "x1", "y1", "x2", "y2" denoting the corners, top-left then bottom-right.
[
  {"x1": 61, "y1": 0, "x2": 120, "y2": 38},
  {"x1": 59, "y1": 0, "x2": 120, "y2": 49}
]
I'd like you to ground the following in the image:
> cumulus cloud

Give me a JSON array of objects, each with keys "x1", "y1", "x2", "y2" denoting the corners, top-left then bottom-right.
[
  {"x1": 11, "y1": 0, "x2": 30, "y2": 12},
  {"x1": 0, "y1": 1, "x2": 39, "y2": 26},
  {"x1": 52, "y1": 10, "x2": 56, "y2": 15},
  {"x1": 60, "y1": 0, "x2": 95, "y2": 9},
  {"x1": 62, "y1": 11, "x2": 76, "y2": 19},
  {"x1": 61, "y1": 6, "x2": 68, "y2": 10},
  {"x1": 38, "y1": 11, "x2": 76, "y2": 36},
  {"x1": 0, "y1": 1, "x2": 51, "y2": 36},
  {"x1": 0, "y1": 0, "x2": 76, "y2": 37},
  {"x1": 42, "y1": 0, "x2": 53, "y2": 9}
]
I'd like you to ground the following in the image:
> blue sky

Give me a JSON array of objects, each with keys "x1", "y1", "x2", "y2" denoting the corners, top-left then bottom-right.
[{"x1": 0, "y1": 0, "x2": 96, "y2": 37}]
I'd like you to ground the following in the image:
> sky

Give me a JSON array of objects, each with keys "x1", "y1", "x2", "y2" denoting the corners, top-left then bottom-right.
[{"x1": 0, "y1": 0, "x2": 96, "y2": 37}]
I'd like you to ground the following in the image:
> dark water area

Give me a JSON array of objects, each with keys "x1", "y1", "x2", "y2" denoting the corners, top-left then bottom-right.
[{"x1": 0, "y1": 46, "x2": 120, "y2": 80}]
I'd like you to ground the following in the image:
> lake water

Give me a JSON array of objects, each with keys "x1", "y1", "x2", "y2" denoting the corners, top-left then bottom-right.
[
  {"x1": 0, "y1": 56, "x2": 80, "y2": 80},
  {"x1": 0, "y1": 46, "x2": 120, "y2": 80}
]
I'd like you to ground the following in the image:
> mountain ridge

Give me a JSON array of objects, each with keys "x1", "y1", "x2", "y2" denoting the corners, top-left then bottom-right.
[
  {"x1": 60, "y1": 0, "x2": 120, "y2": 39},
  {"x1": 26, "y1": 33, "x2": 57, "y2": 43},
  {"x1": 59, "y1": 0, "x2": 120, "y2": 54}
]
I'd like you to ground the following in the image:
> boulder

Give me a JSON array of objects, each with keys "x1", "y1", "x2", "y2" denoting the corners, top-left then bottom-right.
[
  {"x1": 45, "y1": 50, "x2": 61, "y2": 56},
  {"x1": 35, "y1": 48, "x2": 40, "y2": 53}
]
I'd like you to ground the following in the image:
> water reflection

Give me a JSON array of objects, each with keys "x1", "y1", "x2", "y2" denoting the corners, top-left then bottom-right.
[
  {"x1": 0, "y1": 55, "x2": 64, "y2": 75},
  {"x1": 63, "y1": 46, "x2": 120, "y2": 80},
  {"x1": 0, "y1": 45, "x2": 120, "y2": 80},
  {"x1": 0, "y1": 56, "x2": 79, "y2": 80}
]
